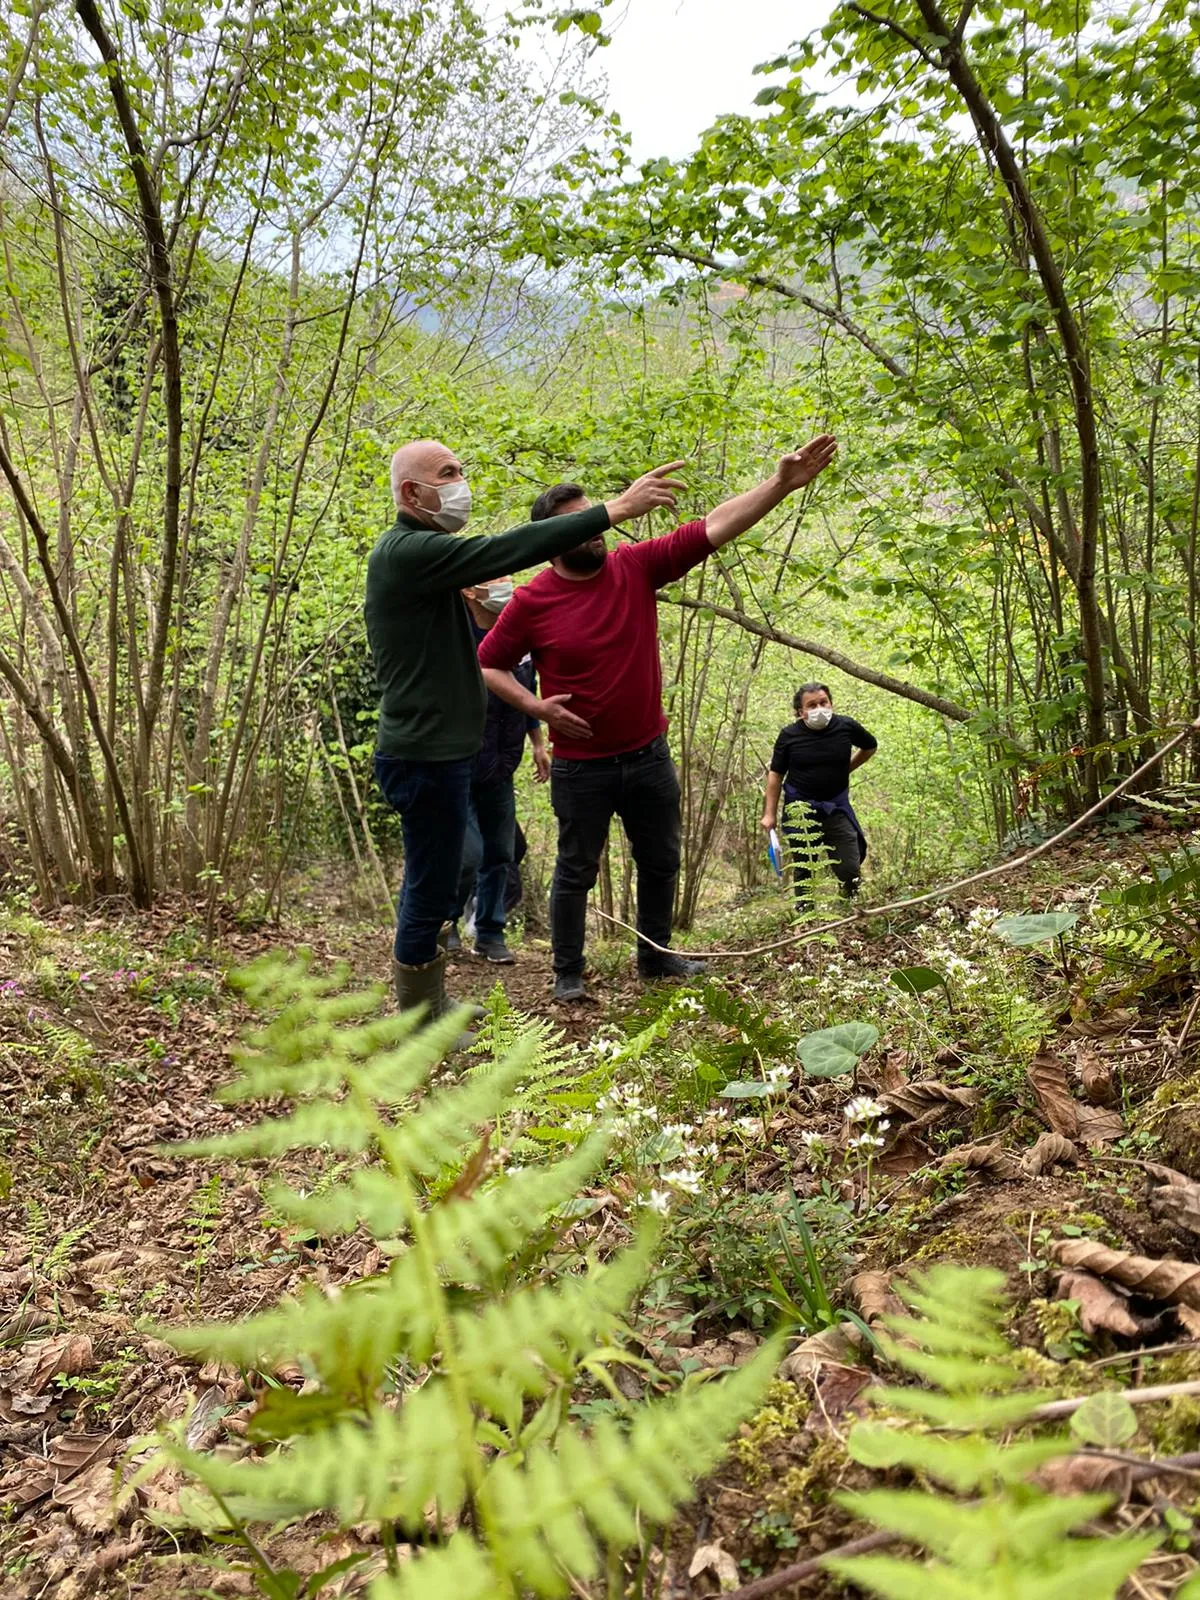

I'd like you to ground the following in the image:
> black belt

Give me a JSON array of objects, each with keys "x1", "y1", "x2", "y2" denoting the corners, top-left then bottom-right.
[{"x1": 557, "y1": 737, "x2": 664, "y2": 767}]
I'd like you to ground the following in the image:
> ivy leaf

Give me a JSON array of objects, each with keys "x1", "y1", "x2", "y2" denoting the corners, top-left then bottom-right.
[
  {"x1": 890, "y1": 966, "x2": 946, "y2": 996},
  {"x1": 992, "y1": 912, "x2": 1079, "y2": 947},
  {"x1": 1069, "y1": 1391, "x2": 1138, "y2": 1449},
  {"x1": 798, "y1": 1023, "x2": 880, "y2": 1080},
  {"x1": 719, "y1": 1080, "x2": 773, "y2": 1099}
]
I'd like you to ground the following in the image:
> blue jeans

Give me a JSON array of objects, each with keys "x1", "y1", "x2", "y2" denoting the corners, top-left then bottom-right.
[
  {"x1": 454, "y1": 778, "x2": 518, "y2": 944},
  {"x1": 375, "y1": 753, "x2": 473, "y2": 965}
]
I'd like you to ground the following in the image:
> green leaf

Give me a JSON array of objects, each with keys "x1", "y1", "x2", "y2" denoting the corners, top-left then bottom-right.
[
  {"x1": 890, "y1": 966, "x2": 946, "y2": 996},
  {"x1": 992, "y1": 912, "x2": 1079, "y2": 947},
  {"x1": 1069, "y1": 1391, "x2": 1138, "y2": 1449},
  {"x1": 798, "y1": 1022, "x2": 879, "y2": 1079},
  {"x1": 719, "y1": 1080, "x2": 774, "y2": 1099}
]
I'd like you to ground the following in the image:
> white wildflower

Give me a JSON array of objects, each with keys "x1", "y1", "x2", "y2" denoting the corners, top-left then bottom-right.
[
  {"x1": 663, "y1": 1167, "x2": 702, "y2": 1195},
  {"x1": 799, "y1": 1131, "x2": 825, "y2": 1149},
  {"x1": 735, "y1": 1116, "x2": 760, "y2": 1134},
  {"x1": 640, "y1": 1189, "x2": 672, "y2": 1215},
  {"x1": 844, "y1": 1096, "x2": 887, "y2": 1123}
]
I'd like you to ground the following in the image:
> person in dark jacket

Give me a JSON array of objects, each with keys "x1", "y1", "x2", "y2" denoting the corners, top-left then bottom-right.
[
  {"x1": 365, "y1": 437, "x2": 684, "y2": 1024},
  {"x1": 760, "y1": 683, "x2": 877, "y2": 904},
  {"x1": 446, "y1": 576, "x2": 549, "y2": 964}
]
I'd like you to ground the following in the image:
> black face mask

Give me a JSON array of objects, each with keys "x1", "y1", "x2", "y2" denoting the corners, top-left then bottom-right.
[{"x1": 558, "y1": 542, "x2": 607, "y2": 575}]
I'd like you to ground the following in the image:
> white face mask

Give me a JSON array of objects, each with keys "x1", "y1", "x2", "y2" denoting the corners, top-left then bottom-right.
[
  {"x1": 414, "y1": 478, "x2": 471, "y2": 532},
  {"x1": 804, "y1": 706, "x2": 834, "y2": 730},
  {"x1": 480, "y1": 578, "x2": 513, "y2": 614}
]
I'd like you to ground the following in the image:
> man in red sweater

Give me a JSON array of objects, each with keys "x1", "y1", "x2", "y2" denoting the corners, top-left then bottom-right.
[{"x1": 477, "y1": 438, "x2": 838, "y2": 1000}]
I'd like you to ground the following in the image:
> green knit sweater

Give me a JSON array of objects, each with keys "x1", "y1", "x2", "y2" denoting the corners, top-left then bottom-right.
[{"x1": 365, "y1": 504, "x2": 610, "y2": 760}]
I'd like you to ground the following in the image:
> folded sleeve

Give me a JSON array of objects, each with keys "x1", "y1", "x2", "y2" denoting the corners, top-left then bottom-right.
[
  {"x1": 846, "y1": 718, "x2": 878, "y2": 750},
  {"x1": 626, "y1": 520, "x2": 712, "y2": 589}
]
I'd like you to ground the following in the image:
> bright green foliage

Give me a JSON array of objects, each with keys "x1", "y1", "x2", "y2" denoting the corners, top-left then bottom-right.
[
  {"x1": 829, "y1": 1266, "x2": 1158, "y2": 1599},
  {"x1": 798, "y1": 1021, "x2": 880, "y2": 1079},
  {"x1": 992, "y1": 913, "x2": 1079, "y2": 948},
  {"x1": 155, "y1": 955, "x2": 779, "y2": 1596}
]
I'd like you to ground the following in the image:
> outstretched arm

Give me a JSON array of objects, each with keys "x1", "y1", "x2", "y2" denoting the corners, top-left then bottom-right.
[
  {"x1": 705, "y1": 436, "x2": 838, "y2": 549},
  {"x1": 482, "y1": 666, "x2": 592, "y2": 742}
]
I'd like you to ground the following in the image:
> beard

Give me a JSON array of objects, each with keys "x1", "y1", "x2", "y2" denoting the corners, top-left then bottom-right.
[{"x1": 558, "y1": 538, "x2": 608, "y2": 575}]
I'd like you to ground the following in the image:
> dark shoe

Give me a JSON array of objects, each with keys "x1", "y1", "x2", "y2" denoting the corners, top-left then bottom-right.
[
  {"x1": 442, "y1": 922, "x2": 463, "y2": 955},
  {"x1": 476, "y1": 937, "x2": 515, "y2": 965},
  {"x1": 638, "y1": 952, "x2": 708, "y2": 982},
  {"x1": 392, "y1": 950, "x2": 476, "y2": 1046},
  {"x1": 553, "y1": 972, "x2": 589, "y2": 1003}
]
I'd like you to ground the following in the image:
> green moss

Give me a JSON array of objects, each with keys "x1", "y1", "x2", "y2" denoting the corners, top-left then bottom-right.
[
  {"x1": 912, "y1": 1227, "x2": 990, "y2": 1263},
  {"x1": 762, "y1": 1437, "x2": 847, "y2": 1522},
  {"x1": 731, "y1": 1379, "x2": 810, "y2": 1485},
  {"x1": 1145, "y1": 1395, "x2": 1200, "y2": 1458}
]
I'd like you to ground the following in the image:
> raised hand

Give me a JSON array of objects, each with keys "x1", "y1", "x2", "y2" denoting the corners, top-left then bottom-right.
[
  {"x1": 776, "y1": 435, "x2": 838, "y2": 493},
  {"x1": 538, "y1": 693, "x2": 592, "y2": 740},
  {"x1": 606, "y1": 460, "x2": 687, "y2": 525}
]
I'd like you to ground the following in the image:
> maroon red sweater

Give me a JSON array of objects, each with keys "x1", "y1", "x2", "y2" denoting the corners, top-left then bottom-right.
[{"x1": 477, "y1": 520, "x2": 711, "y2": 758}]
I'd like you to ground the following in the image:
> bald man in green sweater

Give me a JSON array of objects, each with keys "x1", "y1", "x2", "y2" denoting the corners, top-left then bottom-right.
[{"x1": 366, "y1": 438, "x2": 684, "y2": 1024}]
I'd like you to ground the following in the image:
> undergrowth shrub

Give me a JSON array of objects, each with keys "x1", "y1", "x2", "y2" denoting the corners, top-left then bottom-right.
[
  {"x1": 148, "y1": 956, "x2": 778, "y2": 1598},
  {"x1": 830, "y1": 1265, "x2": 1159, "y2": 1599}
]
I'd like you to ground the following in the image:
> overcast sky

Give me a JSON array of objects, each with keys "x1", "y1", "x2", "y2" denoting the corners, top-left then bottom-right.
[{"x1": 594, "y1": 0, "x2": 836, "y2": 163}]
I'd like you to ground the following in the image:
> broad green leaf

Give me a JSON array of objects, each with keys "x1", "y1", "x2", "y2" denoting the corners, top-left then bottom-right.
[
  {"x1": 798, "y1": 1023, "x2": 880, "y2": 1080},
  {"x1": 719, "y1": 1080, "x2": 774, "y2": 1099},
  {"x1": 890, "y1": 966, "x2": 946, "y2": 995},
  {"x1": 1069, "y1": 1391, "x2": 1138, "y2": 1449},
  {"x1": 992, "y1": 912, "x2": 1079, "y2": 947}
]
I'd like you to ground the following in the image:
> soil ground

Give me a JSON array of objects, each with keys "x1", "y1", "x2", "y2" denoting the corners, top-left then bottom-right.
[{"x1": 2, "y1": 830, "x2": 1200, "y2": 1597}]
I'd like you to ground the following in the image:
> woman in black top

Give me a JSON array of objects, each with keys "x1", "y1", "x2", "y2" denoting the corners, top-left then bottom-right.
[{"x1": 760, "y1": 683, "x2": 877, "y2": 904}]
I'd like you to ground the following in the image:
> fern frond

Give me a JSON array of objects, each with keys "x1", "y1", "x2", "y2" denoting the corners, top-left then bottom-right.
[
  {"x1": 166, "y1": 1383, "x2": 468, "y2": 1528},
  {"x1": 480, "y1": 1339, "x2": 782, "y2": 1597},
  {"x1": 422, "y1": 1134, "x2": 611, "y2": 1281},
  {"x1": 843, "y1": 1488, "x2": 1112, "y2": 1566},
  {"x1": 369, "y1": 1533, "x2": 497, "y2": 1600},
  {"x1": 171, "y1": 1098, "x2": 377, "y2": 1160},
  {"x1": 835, "y1": 1264, "x2": 1160, "y2": 1600},
  {"x1": 377, "y1": 1039, "x2": 540, "y2": 1180},
  {"x1": 163, "y1": 1253, "x2": 440, "y2": 1379},
  {"x1": 452, "y1": 1224, "x2": 658, "y2": 1417},
  {"x1": 848, "y1": 1423, "x2": 1064, "y2": 1492}
]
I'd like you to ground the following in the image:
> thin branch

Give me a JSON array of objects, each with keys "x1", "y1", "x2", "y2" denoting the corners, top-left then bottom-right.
[{"x1": 594, "y1": 716, "x2": 1200, "y2": 960}]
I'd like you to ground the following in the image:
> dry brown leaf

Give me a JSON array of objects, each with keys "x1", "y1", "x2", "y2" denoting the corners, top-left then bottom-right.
[
  {"x1": 689, "y1": 1541, "x2": 740, "y2": 1590},
  {"x1": 52, "y1": 1461, "x2": 123, "y2": 1534},
  {"x1": 1149, "y1": 1182, "x2": 1200, "y2": 1239},
  {"x1": 446, "y1": 1134, "x2": 491, "y2": 1202},
  {"x1": 1141, "y1": 1161, "x2": 1194, "y2": 1189},
  {"x1": 1175, "y1": 1305, "x2": 1200, "y2": 1338},
  {"x1": 808, "y1": 1363, "x2": 872, "y2": 1436},
  {"x1": 1028, "y1": 1053, "x2": 1079, "y2": 1137},
  {"x1": 1035, "y1": 1453, "x2": 1133, "y2": 1499},
  {"x1": 882, "y1": 1080, "x2": 979, "y2": 1121},
  {"x1": 1055, "y1": 1270, "x2": 1143, "y2": 1336},
  {"x1": 1075, "y1": 1104, "x2": 1125, "y2": 1145},
  {"x1": 934, "y1": 1043, "x2": 967, "y2": 1067},
  {"x1": 1080, "y1": 1056, "x2": 1118, "y2": 1107},
  {"x1": 877, "y1": 1130, "x2": 932, "y2": 1178},
  {"x1": 1064, "y1": 1009, "x2": 1137, "y2": 1040},
  {"x1": 1021, "y1": 1133, "x2": 1078, "y2": 1177},
  {"x1": 49, "y1": 1431, "x2": 118, "y2": 1481},
  {"x1": 1050, "y1": 1239, "x2": 1200, "y2": 1309},
  {"x1": 874, "y1": 1049, "x2": 910, "y2": 1094},
  {"x1": 781, "y1": 1324, "x2": 861, "y2": 1384},
  {"x1": 937, "y1": 1142, "x2": 1023, "y2": 1181},
  {"x1": 849, "y1": 1271, "x2": 903, "y2": 1327}
]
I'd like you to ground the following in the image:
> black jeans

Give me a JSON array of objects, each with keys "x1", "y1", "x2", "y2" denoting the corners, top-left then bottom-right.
[
  {"x1": 374, "y1": 753, "x2": 473, "y2": 965},
  {"x1": 549, "y1": 736, "x2": 681, "y2": 977},
  {"x1": 782, "y1": 802, "x2": 862, "y2": 903}
]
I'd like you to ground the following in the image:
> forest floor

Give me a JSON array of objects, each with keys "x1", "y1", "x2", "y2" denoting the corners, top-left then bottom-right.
[{"x1": 3, "y1": 817, "x2": 1200, "y2": 1598}]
